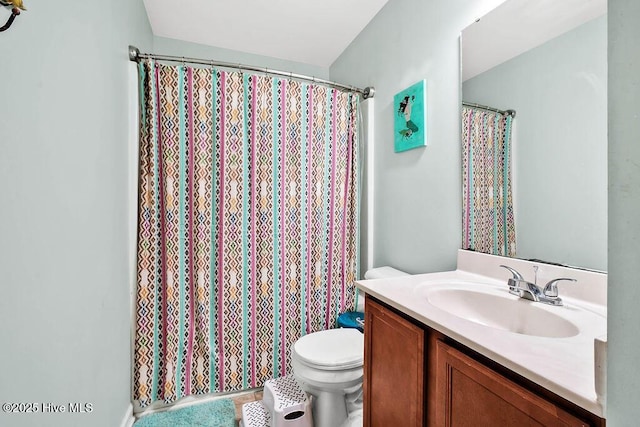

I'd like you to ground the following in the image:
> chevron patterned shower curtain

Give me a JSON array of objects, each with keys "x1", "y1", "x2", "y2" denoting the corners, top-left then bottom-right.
[
  {"x1": 461, "y1": 105, "x2": 516, "y2": 257},
  {"x1": 133, "y1": 60, "x2": 360, "y2": 407}
]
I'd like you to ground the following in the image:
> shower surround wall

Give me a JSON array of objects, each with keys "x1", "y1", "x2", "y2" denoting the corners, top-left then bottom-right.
[{"x1": 152, "y1": 36, "x2": 330, "y2": 81}]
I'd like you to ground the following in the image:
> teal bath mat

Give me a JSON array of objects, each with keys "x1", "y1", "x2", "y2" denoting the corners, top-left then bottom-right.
[{"x1": 134, "y1": 399, "x2": 236, "y2": 427}]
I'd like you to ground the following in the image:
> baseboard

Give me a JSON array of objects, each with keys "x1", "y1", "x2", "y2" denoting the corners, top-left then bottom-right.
[{"x1": 120, "y1": 402, "x2": 135, "y2": 427}]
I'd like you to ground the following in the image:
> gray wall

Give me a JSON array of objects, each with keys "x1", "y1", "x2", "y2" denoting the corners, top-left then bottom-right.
[
  {"x1": 330, "y1": 0, "x2": 505, "y2": 274},
  {"x1": 463, "y1": 16, "x2": 607, "y2": 271},
  {"x1": 608, "y1": 0, "x2": 640, "y2": 424},
  {"x1": 0, "y1": 1, "x2": 152, "y2": 427},
  {"x1": 154, "y1": 36, "x2": 330, "y2": 80}
]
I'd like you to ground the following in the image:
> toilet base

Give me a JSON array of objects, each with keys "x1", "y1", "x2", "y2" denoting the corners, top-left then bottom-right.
[{"x1": 311, "y1": 389, "x2": 348, "y2": 427}]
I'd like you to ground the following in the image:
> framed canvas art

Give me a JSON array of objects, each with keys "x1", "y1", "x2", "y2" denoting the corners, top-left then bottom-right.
[{"x1": 394, "y1": 80, "x2": 427, "y2": 152}]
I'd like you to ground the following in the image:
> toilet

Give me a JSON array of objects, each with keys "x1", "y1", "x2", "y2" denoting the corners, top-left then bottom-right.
[
  {"x1": 291, "y1": 328, "x2": 364, "y2": 427},
  {"x1": 289, "y1": 266, "x2": 409, "y2": 427}
]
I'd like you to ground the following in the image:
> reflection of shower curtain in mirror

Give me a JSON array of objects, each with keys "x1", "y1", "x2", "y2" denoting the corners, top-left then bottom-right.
[
  {"x1": 133, "y1": 60, "x2": 360, "y2": 407},
  {"x1": 461, "y1": 106, "x2": 515, "y2": 257}
]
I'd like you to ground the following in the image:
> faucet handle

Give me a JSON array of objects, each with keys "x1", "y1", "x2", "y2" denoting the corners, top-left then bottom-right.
[
  {"x1": 499, "y1": 265, "x2": 524, "y2": 280},
  {"x1": 543, "y1": 278, "x2": 577, "y2": 298},
  {"x1": 500, "y1": 265, "x2": 526, "y2": 296}
]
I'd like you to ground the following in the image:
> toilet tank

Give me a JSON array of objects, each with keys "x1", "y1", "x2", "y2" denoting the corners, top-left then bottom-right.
[
  {"x1": 363, "y1": 266, "x2": 409, "y2": 280},
  {"x1": 357, "y1": 266, "x2": 409, "y2": 311}
]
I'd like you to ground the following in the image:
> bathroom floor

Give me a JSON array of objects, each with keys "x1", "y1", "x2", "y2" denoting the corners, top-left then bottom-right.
[{"x1": 231, "y1": 389, "x2": 263, "y2": 425}]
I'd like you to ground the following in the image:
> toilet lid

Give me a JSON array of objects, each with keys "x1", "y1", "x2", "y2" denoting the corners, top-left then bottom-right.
[{"x1": 293, "y1": 328, "x2": 364, "y2": 369}]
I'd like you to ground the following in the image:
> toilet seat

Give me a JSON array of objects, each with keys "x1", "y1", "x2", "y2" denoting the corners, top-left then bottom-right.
[{"x1": 293, "y1": 328, "x2": 363, "y2": 370}]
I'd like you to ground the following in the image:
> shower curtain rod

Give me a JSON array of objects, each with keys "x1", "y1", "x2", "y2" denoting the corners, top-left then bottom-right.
[
  {"x1": 128, "y1": 46, "x2": 375, "y2": 99},
  {"x1": 463, "y1": 101, "x2": 516, "y2": 118}
]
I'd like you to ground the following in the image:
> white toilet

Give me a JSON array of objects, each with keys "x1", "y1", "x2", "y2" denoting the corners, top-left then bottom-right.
[{"x1": 291, "y1": 328, "x2": 364, "y2": 427}]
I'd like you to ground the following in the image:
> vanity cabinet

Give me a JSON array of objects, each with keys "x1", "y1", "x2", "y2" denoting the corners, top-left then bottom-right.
[
  {"x1": 435, "y1": 340, "x2": 588, "y2": 426},
  {"x1": 364, "y1": 296, "x2": 426, "y2": 426},
  {"x1": 364, "y1": 297, "x2": 605, "y2": 427}
]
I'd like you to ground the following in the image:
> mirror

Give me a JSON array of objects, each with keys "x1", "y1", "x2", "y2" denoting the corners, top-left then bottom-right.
[{"x1": 461, "y1": 0, "x2": 607, "y2": 271}]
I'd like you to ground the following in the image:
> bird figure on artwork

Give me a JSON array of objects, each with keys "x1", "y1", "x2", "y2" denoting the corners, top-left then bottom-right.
[
  {"x1": 0, "y1": 0, "x2": 24, "y2": 32},
  {"x1": 0, "y1": 0, "x2": 26, "y2": 12}
]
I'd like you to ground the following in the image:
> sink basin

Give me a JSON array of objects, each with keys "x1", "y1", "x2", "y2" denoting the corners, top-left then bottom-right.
[{"x1": 423, "y1": 284, "x2": 580, "y2": 338}]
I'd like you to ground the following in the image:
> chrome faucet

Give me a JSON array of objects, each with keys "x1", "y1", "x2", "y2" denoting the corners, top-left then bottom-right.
[{"x1": 499, "y1": 265, "x2": 576, "y2": 306}]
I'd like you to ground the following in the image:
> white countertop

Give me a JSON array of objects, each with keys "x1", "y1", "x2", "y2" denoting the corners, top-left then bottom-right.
[{"x1": 356, "y1": 250, "x2": 607, "y2": 418}]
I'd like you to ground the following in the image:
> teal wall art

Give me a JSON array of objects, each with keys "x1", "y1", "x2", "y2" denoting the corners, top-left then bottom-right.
[{"x1": 394, "y1": 80, "x2": 427, "y2": 152}]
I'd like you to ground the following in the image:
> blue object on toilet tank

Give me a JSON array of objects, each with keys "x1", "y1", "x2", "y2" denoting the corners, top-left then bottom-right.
[{"x1": 337, "y1": 311, "x2": 365, "y2": 332}]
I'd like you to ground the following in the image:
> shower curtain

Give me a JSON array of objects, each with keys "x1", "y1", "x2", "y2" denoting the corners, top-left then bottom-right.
[
  {"x1": 133, "y1": 60, "x2": 360, "y2": 407},
  {"x1": 461, "y1": 105, "x2": 515, "y2": 257}
]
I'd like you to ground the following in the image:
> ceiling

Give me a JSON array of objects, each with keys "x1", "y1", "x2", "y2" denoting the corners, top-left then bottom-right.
[
  {"x1": 462, "y1": 0, "x2": 607, "y2": 81},
  {"x1": 143, "y1": 0, "x2": 389, "y2": 68}
]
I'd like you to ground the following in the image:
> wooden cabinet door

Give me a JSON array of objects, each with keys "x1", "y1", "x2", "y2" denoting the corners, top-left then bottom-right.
[
  {"x1": 434, "y1": 340, "x2": 590, "y2": 427},
  {"x1": 364, "y1": 298, "x2": 425, "y2": 427}
]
